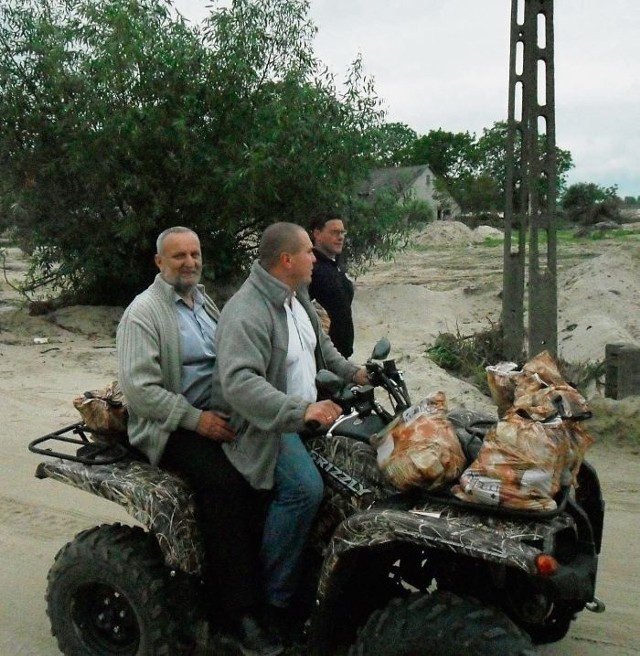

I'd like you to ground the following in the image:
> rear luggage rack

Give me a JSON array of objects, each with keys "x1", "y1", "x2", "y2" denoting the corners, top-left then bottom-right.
[{"x1": 29, "y1": 423, "x2": 131, "y2": 465}]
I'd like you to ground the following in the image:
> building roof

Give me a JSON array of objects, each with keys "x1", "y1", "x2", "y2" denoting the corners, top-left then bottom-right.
[{"x1": 358, "y1": 165, "x2": 432, "y2": 198}]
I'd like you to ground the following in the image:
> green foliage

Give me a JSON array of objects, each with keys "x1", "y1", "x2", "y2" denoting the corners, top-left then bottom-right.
[
  {"x1": 475, "y1": 121, "x2": 574, "y2": 212},
  {"x1": 561, "y1": 182, "x2": 622, "y2": 225},
  {"x1": 343, "y1": 192, "x2": 428, "y2": 276},
  {"x1": 426, "y1": 322, "x2": 611, "y2": 402},
  {"x1": 401, "y1": 128, "x2": 478, "y2": 180},
  {"x1": 391, "y1": 122, "x2": 573, "y2": 215},
  {"x1": 426, "y1": 322, "x2": 505, "y2": 396},
  {"x1": 0, "y1": 0, "x2": 401, "y2": 305},
  {"x1": 369, "y1": 122, "x2": 418, "y2": 166}
]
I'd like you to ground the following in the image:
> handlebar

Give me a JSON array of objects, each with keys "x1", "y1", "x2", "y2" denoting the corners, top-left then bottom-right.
[{"x1": 366, "y1": 359, "x2": 410, "y2": 413}]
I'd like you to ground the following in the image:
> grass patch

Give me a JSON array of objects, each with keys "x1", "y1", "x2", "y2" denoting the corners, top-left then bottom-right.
[{"x1": 480, "y1": 237, "x2": 504, "y2": 247}]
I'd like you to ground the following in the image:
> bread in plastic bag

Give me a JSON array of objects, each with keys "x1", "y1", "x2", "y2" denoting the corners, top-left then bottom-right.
[
  {"x1": 372, "y1": 391, "x2": 466, "y2": 491},
  {"x1": 454, "y1": 351, "x2": 595, "y2": 511},
  {"x1": 73, "y1": 380, "x2": 129, "y2": 444},
  {"x1": 514, "y1": 351, "x2": 591, "y2": 421},
  {"x1": 486, "y1": 361, "x2": 521, "y2": 417}
]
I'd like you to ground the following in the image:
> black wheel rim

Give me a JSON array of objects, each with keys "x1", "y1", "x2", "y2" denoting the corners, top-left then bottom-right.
[{"x1": 71, "y1": 582, "x2": 140, "y2": 654}]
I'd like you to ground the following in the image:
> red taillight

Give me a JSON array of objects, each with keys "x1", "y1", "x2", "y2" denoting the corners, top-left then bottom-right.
[{"x1": 535, "y1": 554, "x2": 559, "y2": 576}]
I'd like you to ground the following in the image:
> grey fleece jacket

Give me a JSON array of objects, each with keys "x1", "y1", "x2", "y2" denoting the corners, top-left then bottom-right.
[
  {"x1": 116, "y1": 274, "x2": 220, "y2": 465},
  {"x1": 212, "y1": 260, "x2": 359, "y2": 490}
]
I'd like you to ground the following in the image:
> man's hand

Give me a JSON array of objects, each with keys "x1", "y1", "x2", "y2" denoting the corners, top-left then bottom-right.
[
  {"x1": 352, "y1": 367, "x2": 370, "y2": 386},
  {"x1": 196, "y1": 410, "x2": 236, "y2": 442},
  {"x1": 304, "y1": 400, "x2": 343, "y2": 426}
]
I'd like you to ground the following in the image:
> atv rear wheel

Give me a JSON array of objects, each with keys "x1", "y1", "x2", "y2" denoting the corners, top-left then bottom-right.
[
  {"x1": 348, "y1": 591, "x2": 535, "y2": 656},
  {"x1": 46, "y1": 523, "x2": 183, "y2": 655},
  {"x1": 519, "y1": 603, "x2": 575, "y2": 644}
]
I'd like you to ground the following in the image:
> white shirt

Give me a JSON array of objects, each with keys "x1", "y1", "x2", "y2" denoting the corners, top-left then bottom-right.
[{"x1": 284, "y1": 295, "x2": 317, "y2": 403}]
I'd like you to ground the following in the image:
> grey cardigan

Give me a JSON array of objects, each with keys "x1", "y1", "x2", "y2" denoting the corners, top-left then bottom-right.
[
  {"x1": 116, "y1": 274, "x2": 220, "y2": 465},
  {"x1": 212, "y1": 260, "x2": 359, "y2": 490}
]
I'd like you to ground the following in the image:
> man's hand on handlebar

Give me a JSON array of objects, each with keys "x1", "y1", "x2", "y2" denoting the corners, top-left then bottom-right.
[
  {"x1": 352, "y1": 367, "x2": 370, "y2": 386},
  {"x1": 305, "y1": 400, "x2": 343, "y2": 426}
]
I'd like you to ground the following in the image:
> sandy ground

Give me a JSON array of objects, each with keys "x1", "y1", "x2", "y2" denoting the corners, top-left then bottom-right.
[{"x1": 1, "y1": 223, "x2": 639, "y2": 654}]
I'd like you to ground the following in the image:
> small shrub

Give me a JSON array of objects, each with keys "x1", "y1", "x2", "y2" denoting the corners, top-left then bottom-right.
[{"x1": 426, "y1": 321, "x2": 506, "y2": 396}]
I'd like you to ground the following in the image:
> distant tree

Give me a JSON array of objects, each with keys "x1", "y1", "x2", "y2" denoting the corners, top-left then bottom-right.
[
  {"x1": 561, "y1": 183, "x2": 622, "y2": 225},
  {"x1": 455, "y1": 174, "x2": 502, "y2": 214},
  {"x1": 386, "y1": 123, "x2": 574, "y2": 215},
  {"x1": 369, "y1": 122, "x2": 418, "y2": 166},
  {"x1": 0, "y1": 0, "x2": 407, "y2": 305},
  {"x1": 400, "y1": 128, "x2": 478, "y2": 180},
  {"x1": 475, "y1": 121, "x2": 574, "y2": 211}
]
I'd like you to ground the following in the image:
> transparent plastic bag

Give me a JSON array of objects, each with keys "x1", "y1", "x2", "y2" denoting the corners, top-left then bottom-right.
[
  {"x1": 73, "y1": 380, "x2": 129, "y2": 444},
  {"x1": 373, "y1": 392, "x2": 466, "y2": 491}
]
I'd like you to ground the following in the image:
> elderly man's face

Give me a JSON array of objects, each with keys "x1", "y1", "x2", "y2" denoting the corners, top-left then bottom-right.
[{"x1": 155, "y1": 231, "x2": 202, "y2": 295}]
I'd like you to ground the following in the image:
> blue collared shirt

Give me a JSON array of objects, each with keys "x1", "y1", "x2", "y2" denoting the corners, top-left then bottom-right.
[{"x1": 175, "y1": 288, "x2": 217, "y2": 410}]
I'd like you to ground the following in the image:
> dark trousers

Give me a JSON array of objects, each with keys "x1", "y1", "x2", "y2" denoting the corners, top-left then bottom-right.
[{"x1": 160, "y1": 429, "x2": 269, "y2": 620}]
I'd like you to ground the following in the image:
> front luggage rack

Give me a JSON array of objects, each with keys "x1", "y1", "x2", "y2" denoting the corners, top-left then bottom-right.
[{"x1": 28, "y1": 423, "x2": 131, "y2": 465}]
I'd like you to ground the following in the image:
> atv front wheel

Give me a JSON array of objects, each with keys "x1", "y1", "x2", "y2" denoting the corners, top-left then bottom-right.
[
  {"x1": 46, "y1": 523, "x2": 183, "y2": 655},
  {"x1": 348, "y1": 591, "x2": 535, "y2": 656}
]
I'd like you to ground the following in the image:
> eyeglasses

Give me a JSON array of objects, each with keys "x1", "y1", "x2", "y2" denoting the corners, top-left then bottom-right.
[{"x1": 327, "y1": 229, "x2": 347, "y2": 237}]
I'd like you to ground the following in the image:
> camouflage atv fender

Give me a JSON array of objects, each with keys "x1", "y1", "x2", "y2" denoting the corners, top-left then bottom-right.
[
  {"x1": 35, "y1": 458, "x2": 204, "y2": 575},
  {"x1": 316, "y1": 502, "x2": 578, "y2": 600},
  {"x1": 305, "y1": 434, "x2": 398, "y2": 548}
]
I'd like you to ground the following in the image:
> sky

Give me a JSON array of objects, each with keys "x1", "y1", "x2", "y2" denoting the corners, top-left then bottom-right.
[{"x1": 174, "y1": 0, "x2": 640, "y2": 198}]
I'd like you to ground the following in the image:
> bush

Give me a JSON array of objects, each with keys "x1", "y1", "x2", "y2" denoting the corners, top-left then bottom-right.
[
  {"x1": 0, "y1": 0, "x2": 407, "y2": 306},
  {"x1": 426, "y1": 321, "x2": 505, "y2": 395}
]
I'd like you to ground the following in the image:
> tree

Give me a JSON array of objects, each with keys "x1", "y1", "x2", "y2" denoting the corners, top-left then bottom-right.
[
  {"x1": 561, "y1": 183, "x2": 621, "y2": 225},
  {"x1": 0, "y1": 0, "x2": 403, "y2": 305},
  {"x1": 386, "y1": 123, "x2": 574, "y2": 215},
  {"x1": 400, "y1": 128, "x2": 478, "y2": 181},
  {"x1": 475, "y1": 121, "x2": 574, "y2": 212},
  {"x1": 369, "y1": 122, "x2": 418, "y2": 166}
]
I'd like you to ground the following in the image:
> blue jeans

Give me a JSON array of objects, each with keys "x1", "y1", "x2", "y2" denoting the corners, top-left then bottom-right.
[{"x1": 261, "y1": 433, "x2": 324, "y2": 608}]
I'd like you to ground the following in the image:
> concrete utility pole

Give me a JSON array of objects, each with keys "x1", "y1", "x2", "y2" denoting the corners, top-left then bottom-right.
[{"x1": 502, "y1": 0, "x2": 558, "y2": 360}]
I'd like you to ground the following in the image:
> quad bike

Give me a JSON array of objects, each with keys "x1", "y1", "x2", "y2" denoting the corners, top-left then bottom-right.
[{"x1": 29, "y1": 339, "x2": 606, "y2": 656}]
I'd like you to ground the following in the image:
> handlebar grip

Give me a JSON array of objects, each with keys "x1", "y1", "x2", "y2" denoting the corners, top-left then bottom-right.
[{"x1": 305, "y1": 420, "x2": 321, "y2": 432}]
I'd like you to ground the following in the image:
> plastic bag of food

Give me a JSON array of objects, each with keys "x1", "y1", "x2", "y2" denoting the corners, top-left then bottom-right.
[
  {"x1": 486, "y1": 361, "x2": 522, "y2": 416},
  {"x1": 452, "y1": 409, "x2": 594, "y2": 511},
  {"x1": 513, "y1": 382, "x2": 592, "y2": 421},
  {"x1": 522, "y1": 350, "x2": 567, "y2": 387},
  {"x1": 373, "y1": 391, "x2": 466, "y2": 491},
  {"x1": 73, "y1": 380, "x2": 129, "y2": 444},
  {"x1": 488, "y1": 351, "x2": 591, "y2": 421}
]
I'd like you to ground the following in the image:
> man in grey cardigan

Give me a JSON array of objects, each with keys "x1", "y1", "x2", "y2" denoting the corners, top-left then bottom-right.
[
  {"x1": 213, "y1": 222, "x2": 369, "y2": 641},
  {"x1": 117, "y1": 226, "x2": 283, "y2": 656}
]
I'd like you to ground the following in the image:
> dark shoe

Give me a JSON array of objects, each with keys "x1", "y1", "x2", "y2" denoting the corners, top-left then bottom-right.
[
  {"x1": 263, "y1": 604, "x2": 307, "y2": 647},
  {"x1": 224, "y1": 613, "x2": 284, "y2": 656}
]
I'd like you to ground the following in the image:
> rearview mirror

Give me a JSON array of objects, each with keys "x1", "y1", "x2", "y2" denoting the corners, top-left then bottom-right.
[{"x1": 370, "y1": 337, "x2": 391, "y2": 361}]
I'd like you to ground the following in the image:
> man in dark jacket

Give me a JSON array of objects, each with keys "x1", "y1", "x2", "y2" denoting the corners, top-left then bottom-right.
[{"x1": 308, "y1": 211, "x2": 355, "y2": 357}]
